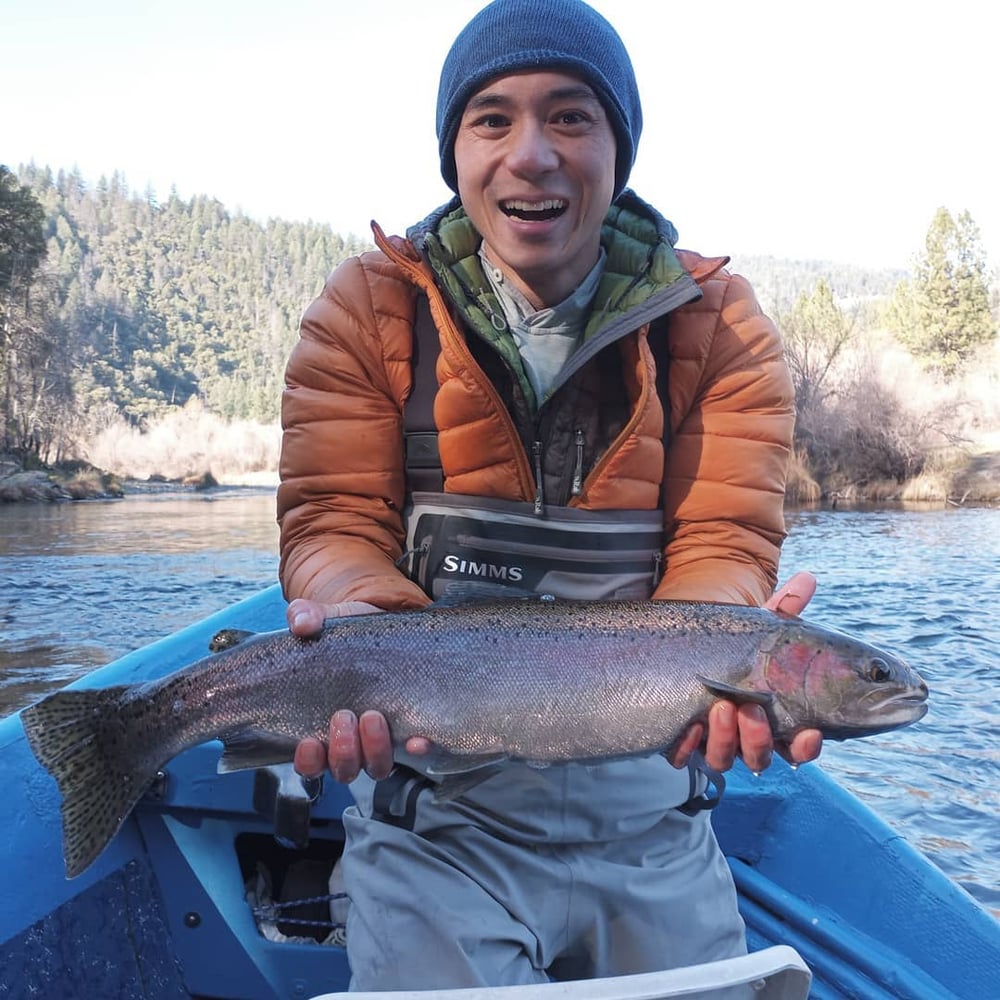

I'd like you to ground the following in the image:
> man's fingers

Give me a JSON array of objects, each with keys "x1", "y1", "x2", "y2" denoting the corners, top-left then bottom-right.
[
  {"x1": 703, "y1": 701, "x2": 739, "y2": 773},
  {"x1": 766, "y1": 571, "x2": 817, "y2": 617},
  {"x1": 287, "y1": 598, "x2": 325, "y2": 637},
  {"x1": 778, "y1": 728, "x2": 823, "y2": 765},
  {"x1": 287, "y1": 599, "x2": 383, "y2": 637},
  {"x1": 294, "y1": 736, "x2": 328, "y2": 779},
  {"x1": 358, "y1": 710, "x2": 394, "y2": 780},
  {"x1": 668, "y1": 723, "x2": 704, "y2": 769},
  {"x1": 328, "y1": 710, "x2": 363, "y2": 784},
  {"x1": 734, "y1": 703, "x2": 774, "y2": 773}
]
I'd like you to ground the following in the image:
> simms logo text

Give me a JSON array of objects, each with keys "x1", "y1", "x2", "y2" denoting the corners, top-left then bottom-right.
[{"x1": 442, "y1": 555, "x2": 523, "y2": 582}]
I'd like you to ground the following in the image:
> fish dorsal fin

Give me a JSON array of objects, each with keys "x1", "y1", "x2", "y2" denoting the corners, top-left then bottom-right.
[
  {"x1": 431, "y1": 583, "x2": 553, "y2": 607},
  {"x1": 208, "y1": 628, "x2": 257, "y2": 653},
  {"x1": 696, "y1": 675, "x2": 774, "y2": 708}
]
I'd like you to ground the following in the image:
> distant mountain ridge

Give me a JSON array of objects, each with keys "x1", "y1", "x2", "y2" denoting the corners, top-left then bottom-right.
[{"x1": 727, "y1": 253, "x2": 907, "y2": 311}]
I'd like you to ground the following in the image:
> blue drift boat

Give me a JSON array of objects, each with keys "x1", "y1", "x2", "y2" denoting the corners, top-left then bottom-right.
[{"x1": 1, "y1": 584, "x2": 997, "y2": 998}]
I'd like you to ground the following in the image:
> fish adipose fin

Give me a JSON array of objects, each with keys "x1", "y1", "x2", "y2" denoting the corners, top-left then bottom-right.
[
  {"x1": 218, "y1": 730, "x2": 302, "y2": 772},
  {"x1": 21, "y1": 686, "x2": 159, "y2": 879},
  {"x1": 696, "y1": 675, "x2": 774, "y2": 708}
]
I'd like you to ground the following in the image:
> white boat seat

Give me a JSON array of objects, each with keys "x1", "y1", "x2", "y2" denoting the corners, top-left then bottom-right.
[{"x1": 309, "y1": 945, "x2": 811, "y2": 1000}]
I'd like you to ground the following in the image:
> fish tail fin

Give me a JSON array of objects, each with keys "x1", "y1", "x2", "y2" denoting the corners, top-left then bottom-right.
[{"x1": 21, "y1": 686, "x2": 156, "y2": 879}]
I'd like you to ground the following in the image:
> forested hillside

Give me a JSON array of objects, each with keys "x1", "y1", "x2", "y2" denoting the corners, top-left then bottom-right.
[
  {"x1": 729, "y1": 254, "x2": 906, "y2": 314},
  {"x1": 10, "y1": 164, "x2": 904, "y2": 440},
  {"x1": 4, "y1": 164, "x2": 996, "y2": 503},
  {"x1": 8, "y1": 164, "x2": 370, "y2": 450}
]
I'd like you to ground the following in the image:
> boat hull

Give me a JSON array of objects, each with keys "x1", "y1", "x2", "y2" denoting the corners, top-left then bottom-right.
[{"x1": 1, "y1": 585, "x2": 996, "y2": 998}]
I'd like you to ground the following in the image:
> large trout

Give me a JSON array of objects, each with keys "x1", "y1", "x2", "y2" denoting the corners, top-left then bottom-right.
[{"x1": 21, "y1": 597, "x2": 928, "y2": 878}]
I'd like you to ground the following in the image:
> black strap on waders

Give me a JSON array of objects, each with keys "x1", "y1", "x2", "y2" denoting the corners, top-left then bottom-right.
[
  {"x1": 402, "y1": 294, "x2": 672, "y2": 495},
  {"x1": 676, "y1": 752, "x2": 727, "y2": 815},
  {"x1": 403, "y1": 295, "x2": 444, "y2": 493},
  {"x1": 371, "y1": 765, "x2": 431, "y2": 830}
]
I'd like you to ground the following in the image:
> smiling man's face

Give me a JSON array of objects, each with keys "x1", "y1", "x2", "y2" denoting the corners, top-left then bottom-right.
[{"x1": 454, "y1": 70, "x2": 617, "y2": 309}]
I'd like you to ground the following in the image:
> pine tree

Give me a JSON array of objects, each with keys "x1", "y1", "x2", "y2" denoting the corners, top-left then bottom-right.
[
  {"x1": 1, "y1": 166, "x2": 52, "y2": 454},
  {"x1": 888, "y1": 208, "x2": 996, "y2": 378},
  {"x1": 780, "y1": 278, "x2": 854, "y2": 416}
]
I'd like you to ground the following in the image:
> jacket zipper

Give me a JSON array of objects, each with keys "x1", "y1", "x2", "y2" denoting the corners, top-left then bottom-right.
[
  {"x1": 532, "y1": 441, "x2": 544, "y2": 515},
  {"x1": 372, "y1": 225, "x2": 537, "y2": 501},
  {"x1": 531, "y1": 429, "x2": 584, "y2": 514},
  {"x1": 571, "y1": 429, "x2": 585, "y2": 496},
  {"x1": 541, "y1": 277, "x2": 700, "y2": 400}
]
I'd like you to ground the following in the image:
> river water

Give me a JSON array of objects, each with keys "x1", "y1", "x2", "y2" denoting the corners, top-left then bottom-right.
[{"x1": 1, "y1": 494, "x2": 997, "y2": 916}]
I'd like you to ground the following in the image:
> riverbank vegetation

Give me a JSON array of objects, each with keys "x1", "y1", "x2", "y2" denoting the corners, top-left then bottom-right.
[{"x1": 2, "y1": 163, "x2": 998, "y2": 505}]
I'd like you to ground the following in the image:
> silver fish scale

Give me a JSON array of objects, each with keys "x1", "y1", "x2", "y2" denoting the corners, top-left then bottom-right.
[
  {"x1": 289, "y1": 601, "x2": 774, "y2": 762},
  {"x1": 21, "y1": 595, "x2": 929, "y2": 878}
]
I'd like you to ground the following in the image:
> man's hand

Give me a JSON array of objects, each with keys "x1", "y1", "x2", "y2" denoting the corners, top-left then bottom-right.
[
  {"x1": 669, "y1": 571, "x2": 824, "y2": 773},
  {"x1": 287, "y1": 598, "x2": 428, "y2": 783}
]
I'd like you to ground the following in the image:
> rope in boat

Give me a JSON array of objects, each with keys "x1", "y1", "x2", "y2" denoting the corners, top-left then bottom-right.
[{"x1": 252, "y1": 891, "x2": 348, "y2": 930}]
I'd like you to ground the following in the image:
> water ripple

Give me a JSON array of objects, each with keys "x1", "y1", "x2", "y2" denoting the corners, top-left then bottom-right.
[
  {"x1": 781, "y1": 506, "x2": 999, "y2": 914},
  {"x1": 1, "y1": 498, "x2": 997, "y2": 913}
]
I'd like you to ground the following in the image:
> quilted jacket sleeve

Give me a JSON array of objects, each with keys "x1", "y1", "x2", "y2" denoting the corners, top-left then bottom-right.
[
  {"x1": 653, "y1": 264, "x2": 794, "y2": 606},
  {"x1": 277, "y1": 253, "x2": 431, "y2": 611}
]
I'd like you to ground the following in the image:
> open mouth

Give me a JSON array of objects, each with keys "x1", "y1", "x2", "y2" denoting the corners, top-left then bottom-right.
[{"x1": 500, "y1": 199, "x2": 567, "y2": 222}]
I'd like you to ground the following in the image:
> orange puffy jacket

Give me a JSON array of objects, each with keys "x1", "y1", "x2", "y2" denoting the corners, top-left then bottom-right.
[{"x1": 278, "y1": 199, "x2": 794, "y2": 611}]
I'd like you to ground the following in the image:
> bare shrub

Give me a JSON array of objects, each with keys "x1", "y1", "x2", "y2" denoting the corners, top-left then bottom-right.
[
  {"x1": 793, "y1": 329, "x2": 999, "y2": 500},
  {"x1": 795, "y1": 340, "x2": 925, "y2": 492},
  {"x1": 84, "y1": 399, "x2": 280, "y2": 483}
]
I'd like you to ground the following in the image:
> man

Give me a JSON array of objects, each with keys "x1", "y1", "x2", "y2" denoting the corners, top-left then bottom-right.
[{"x1": 278, "y1": 0, "x2": 821, "y2": 988}]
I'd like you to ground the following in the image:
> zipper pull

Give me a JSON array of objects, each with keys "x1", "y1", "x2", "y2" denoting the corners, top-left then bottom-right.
[
  {"x1": 532, "y1": 440, "x2": 545, "y2": 515},
  {"x1": 652, "y1": 551, "x2": 663, "y2": 588},
  {"x1": 571, "y1": 429, "x2": 585, "y2": 496}
]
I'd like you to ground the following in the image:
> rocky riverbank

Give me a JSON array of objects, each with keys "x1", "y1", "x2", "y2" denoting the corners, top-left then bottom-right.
[
  {"x1": 2, "y1": 453, "x2": 996, "y2": 506},
  {"x1": 0, "y1": 459, "x2": 221, "y2": 503}
]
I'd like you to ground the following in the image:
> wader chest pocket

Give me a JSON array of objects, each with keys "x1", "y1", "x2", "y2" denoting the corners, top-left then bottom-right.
[{"x1": 403, "y1": 493, "x2": 664, "y2": 601}]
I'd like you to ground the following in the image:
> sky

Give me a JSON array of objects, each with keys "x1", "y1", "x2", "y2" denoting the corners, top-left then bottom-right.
[{"x1": 2, "y1": 0, "x2": 996, "y2": 271}]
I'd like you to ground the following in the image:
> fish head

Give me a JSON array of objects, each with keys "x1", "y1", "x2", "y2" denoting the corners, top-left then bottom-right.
[{"x1": 759, "y1": 621, "x2": 929, "y2": 741}]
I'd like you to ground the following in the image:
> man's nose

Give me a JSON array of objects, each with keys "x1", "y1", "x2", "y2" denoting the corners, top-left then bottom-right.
[{"x1": 506, "y1": 121, "x2": 559, "y2": 176}]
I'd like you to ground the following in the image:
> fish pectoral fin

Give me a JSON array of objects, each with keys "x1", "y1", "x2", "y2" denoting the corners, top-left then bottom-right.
[
  {"x1": 696, "y1": 675, "x2": 774, "y2": 708},
  {"x1": 217, "y1": 730, "x2": 300, "y2": 773}
]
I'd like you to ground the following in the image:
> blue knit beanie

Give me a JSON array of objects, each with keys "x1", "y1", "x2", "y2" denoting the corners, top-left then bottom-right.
[{"x1": 436, "y1": 0, "x2": 642, "y2": 201}]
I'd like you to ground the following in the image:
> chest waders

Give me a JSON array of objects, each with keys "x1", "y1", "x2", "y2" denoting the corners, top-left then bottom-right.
[{"x1": 373, "y1": 295, "x2": 724, "y2": 827}]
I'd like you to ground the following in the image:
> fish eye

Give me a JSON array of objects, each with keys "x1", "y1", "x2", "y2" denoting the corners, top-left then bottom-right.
[{"x1": 868, "y1": 659, "x2": 892, "y2": 683}]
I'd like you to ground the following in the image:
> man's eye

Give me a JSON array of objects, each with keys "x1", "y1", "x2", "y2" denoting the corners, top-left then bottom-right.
[
  {"x1": 556, "y1": 111, "x2": 589, "y2": 126},
  {"x1": 474, "y1": 114, "x2": 509, "y2": 129}
]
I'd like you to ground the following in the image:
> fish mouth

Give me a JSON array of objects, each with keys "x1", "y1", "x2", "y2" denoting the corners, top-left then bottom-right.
[
  {"x1": 873, "y1": 693, "x2": 929, "y2": 722},
  {"x1": 500, "y1": 198, "x2": 568, "y2": 222}
]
